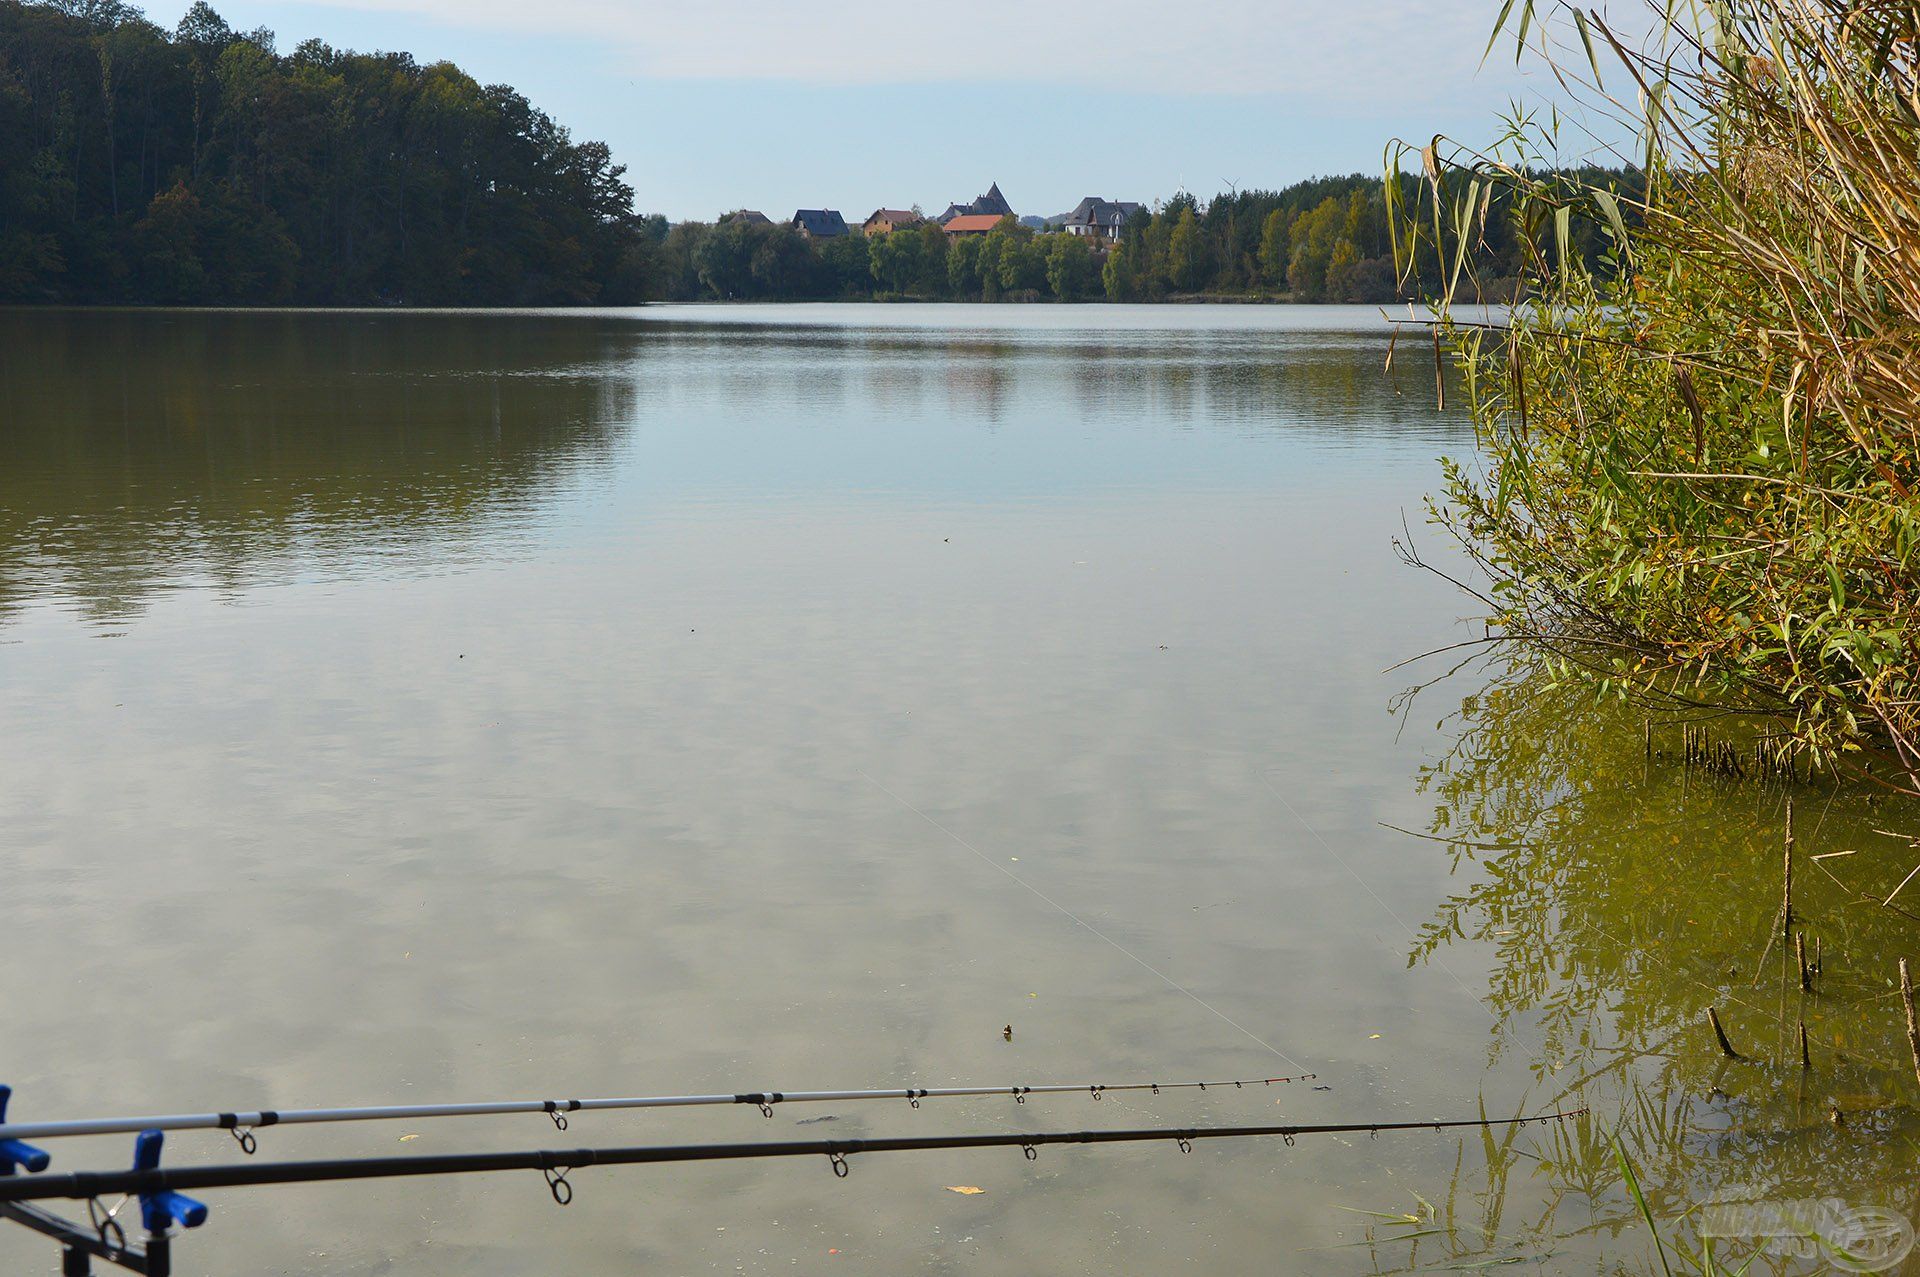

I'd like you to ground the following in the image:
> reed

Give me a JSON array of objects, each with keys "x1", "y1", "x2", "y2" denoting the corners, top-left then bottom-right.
[{"x1": 1390, "y1": 0, "x2": 1920, "y2": 797}]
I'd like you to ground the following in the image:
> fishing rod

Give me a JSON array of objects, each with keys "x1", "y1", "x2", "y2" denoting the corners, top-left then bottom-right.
[
  {"x1": 5, "y1": 1109, "x2": 1590, "y2": 1206},
  {"x1": 0, "y1": 1108, "x2": 1587, "y2": 1275},
  {"x1": 0, "y1": 1074, "x2": 1318, "y2": 1152}
]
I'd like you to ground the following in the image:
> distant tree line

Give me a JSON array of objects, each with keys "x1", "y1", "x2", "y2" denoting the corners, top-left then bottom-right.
[
  {"x1": 656, "y1": 172, "x2": 1640, "y2": 304},
  {"x1": 649, "y1": 217, "x2": 1113, "y2": 303},
  {"x1": 1100, "y1": 175, "x2": 1638, "y2": 302},
  {"x1": 0, "y1": 0, "x2": 1639, "y2": 306},
  {"x1": 0, "y1": 0, "x2": 653, "y2": 304}
]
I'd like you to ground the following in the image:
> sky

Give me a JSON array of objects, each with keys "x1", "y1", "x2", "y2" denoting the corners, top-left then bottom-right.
[{"x1": 138, "y1": 0, "x2": 1595, "y2": 222}]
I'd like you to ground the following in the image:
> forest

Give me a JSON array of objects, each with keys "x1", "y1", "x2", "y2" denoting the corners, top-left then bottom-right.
[
  {"x1": 0, "y1": 0, "x2": 1637, "y2": 305},
  {"x1": 0, "y1": 0, "x2": 653, "y2": 304},
  {"x1": 655, "y1": 171, "x2": 1637, "y2": 305}
]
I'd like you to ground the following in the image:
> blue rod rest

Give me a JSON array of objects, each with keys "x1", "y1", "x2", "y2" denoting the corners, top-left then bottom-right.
[
  {"x1": 134, "y1": 1130, "x2": 209, "y2": 1232},
  {"x1": 0, "y1": 1085, "x2": 51, "y2": 1175}
]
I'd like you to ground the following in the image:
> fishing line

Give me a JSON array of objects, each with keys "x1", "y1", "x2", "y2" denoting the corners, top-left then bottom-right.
[
  {"x1": 0, "y1": 1074, "x2": 1316, "y2": 1147},
  {"x1": 1261, "y1": 774, "x2": 1498, "y2": 1020},
  {"x1": 1261, "y1": 770, "x2": 1593, "y2": 1103},
  {"x1": 859, "y1": 769, "x2": 1312, "y2": 1073}
]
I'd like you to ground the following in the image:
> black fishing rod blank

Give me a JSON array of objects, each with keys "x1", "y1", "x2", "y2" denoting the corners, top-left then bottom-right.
[
  {"x1": 0, "y1": 1073, "x2": 1317, "y2": 1152},
  {"x1": 2, "y1": 1109, "x2": 1589, "y2": 1206},
  {"x1": 0, "y1": 1106, "x2": 1586, "y2": 1276}
]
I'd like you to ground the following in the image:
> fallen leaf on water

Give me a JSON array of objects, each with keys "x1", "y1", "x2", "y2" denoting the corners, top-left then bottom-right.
[
  {"x1": 399, "y1": 1134, "x2": 420, "y2": 1143},
  {"x1": 1368, "y1": 1034, "x2": 1382, "y2": 1040},
  {"x1": 945, "y1": 1186, "x2": 986, "y2": 1195}
]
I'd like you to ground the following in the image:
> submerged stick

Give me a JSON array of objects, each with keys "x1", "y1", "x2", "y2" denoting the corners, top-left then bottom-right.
[
  {"x1": 1799, "y1": 1021, "x2": 1811, "y2": 1071},
  {"x1": 1883, "y1": 861, "x2": 1920, "y2": 909},
  {"x1": 1707, "y1": 1007, "x2": 1743, "y2": 1059},
  {"x1": 1783, "y1": 798, "x2": 1795, "y2": 941},
  {"x1": 1901, "y1": 959, "x2": 1920, "y2": 1089}
]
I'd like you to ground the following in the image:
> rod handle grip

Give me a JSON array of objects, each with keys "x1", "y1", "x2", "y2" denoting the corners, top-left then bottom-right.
[
  {"x1": 143, "y1": 1189, "x2": 209, "y2": 1231},
  {"x1": 0, "y1": 1139, "x2": 50, "y2": 1175}
]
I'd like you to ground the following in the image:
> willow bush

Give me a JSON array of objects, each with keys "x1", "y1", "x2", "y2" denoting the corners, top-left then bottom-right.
[{"x1": 1390, "y1": 0, "x2": 1920, "y2": 795}]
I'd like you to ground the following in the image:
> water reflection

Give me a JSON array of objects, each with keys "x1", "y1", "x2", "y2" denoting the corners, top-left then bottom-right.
[
  {"x1": 14, "y1": 303, "x2": 1892, "y2": 1271},
  {"x1": 0, "y1": 307, "x2": 1447, "y2": 631},
  {"x1": 2, "y1": 305, "x2": 1515, "y2": 1275},
  {"x1": 640, "y1": 321, "x2": 1433, "y2": 432},
  {"x1": 1405, "y1": 657, "x2": 1920, "y2": 1269},
  {"x1": 0, "y1": 311, "x2": 637, "y2": 626}
]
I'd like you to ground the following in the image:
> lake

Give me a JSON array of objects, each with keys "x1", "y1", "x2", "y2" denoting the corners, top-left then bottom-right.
[{"x1": 2, "y1": 303, "x2": 1916, "y2": 1275}]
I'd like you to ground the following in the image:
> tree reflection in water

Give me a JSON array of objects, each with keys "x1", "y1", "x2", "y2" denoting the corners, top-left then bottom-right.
[
  {"x1": 0, "y1": 310, "x2": 636, "y2": 627},
  {"x1": 1378, "y1": 659, "x2": 1920, "y2": 1273}
]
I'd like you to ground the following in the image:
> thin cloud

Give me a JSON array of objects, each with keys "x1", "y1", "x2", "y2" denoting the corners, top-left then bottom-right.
[{"x1": 287, "y1": 0, "x2": 1506, "y2": 96}]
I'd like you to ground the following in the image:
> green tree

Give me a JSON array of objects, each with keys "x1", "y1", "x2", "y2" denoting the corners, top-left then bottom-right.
[
  {"x1": 991, "y1": 219, "x2": 1045, "y2": 294},
  {"x1": 946, "y1": 234, "x2": 983, "y2": 297},
  {"x1": 749, "y1": 226, "x2": 811, "y2": 296},
  {"x1": 1101, "y1": 245, "x2": 1133, "y2": 300},
  {"x1": 0, "y1": 0, "x2": 655, "y2": 305},
  {"x1": 816, "y1": 233, "x2": 871, "y2": 297},
  {"x1": 1286, "y1": 197, "x2": 1344, "y2": 300},
  {"x1": 693, "y1": 221, "x2": 756, "y2": 298},
  {"x1": 1257, "y1": 208, "x2": 1289, "y2": 288},
  {"x1": 657, "y1": 221, "x2": 706, "y2": 298},
  {"x1": 868, "y1": 228, "x2": 926, "y2": 295},
  {"x1": 1045, "y1": 234, "x2": 1099, "y2": 300},
  {"x1": 909, "y1": 219, "x2": 950, "y2": 295},
  {"x1": 1323, "y1": 238, "x2": 1359, "y2": 301},
  {"x1": 1166, "y1": 206, "x2": 1205, "y2": 292},
  {"x1": 129, "y1": 179, "x2": 295, "y2": 302}
]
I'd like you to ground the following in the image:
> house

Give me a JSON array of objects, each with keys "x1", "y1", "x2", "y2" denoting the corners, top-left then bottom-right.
[
  {"x1": 720, "y1": 209, "x2": 773, "y2": 227},
  {"x1": 941, "y1": 213, "x2": 1005, "y2": 238},
  {"x1": 1059, "y1": 197, "x2": 1142, "y2": 241},
  {"x1": 936, "y1": 182, "x2": 1013, "y2": 225},
  {"x1": 791, "y1": 209, "x2": 850, "y2": 240},
  {"x1": 862, "y1": 209, "x2": 923, "y2": 236}
]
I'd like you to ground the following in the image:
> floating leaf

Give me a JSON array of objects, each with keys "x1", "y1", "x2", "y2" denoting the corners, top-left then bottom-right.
[{"x1": 945, "y1": 1186, "x2": 986, "y2": 1195}]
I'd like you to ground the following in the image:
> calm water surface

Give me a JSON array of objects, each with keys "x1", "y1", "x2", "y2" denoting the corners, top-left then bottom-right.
[{"x1": 2, "y1": 304, "x2": 1916, "y2": 1275}]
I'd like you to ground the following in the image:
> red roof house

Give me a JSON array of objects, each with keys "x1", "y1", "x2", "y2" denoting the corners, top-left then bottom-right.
[{"x1": 942, "y1": 214, "x2": 1005, "y2": 237}]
